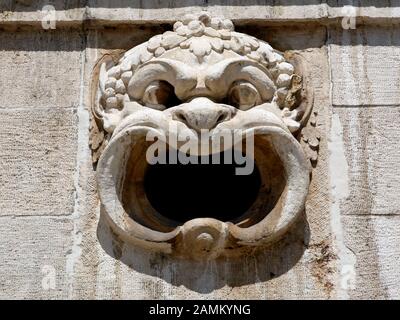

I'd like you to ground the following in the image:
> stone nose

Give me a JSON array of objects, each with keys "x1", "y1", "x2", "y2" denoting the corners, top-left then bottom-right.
[{"x1": 172, "y1": 98, "x2": 233, "y2": 131}]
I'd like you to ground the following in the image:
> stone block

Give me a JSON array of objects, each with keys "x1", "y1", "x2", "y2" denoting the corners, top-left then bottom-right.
[
  {"x1": 333, "y1": 107, "x2": 400, "y2": 216},
  {"x1": 0, "y1": 216, "x2": 73, "y2": 299},
  {"x1": 0, "y1": 108, "x2": 78, "y2": 216},
  {"x1": 342, "y1": 215, "x2": 400, "y2": 299},
  {"x1": 0, "y1": 30, "x2": 83, "y2": 109},
  {"x1": 330, "y1": 26, "x2": 400, "y2": 106}
]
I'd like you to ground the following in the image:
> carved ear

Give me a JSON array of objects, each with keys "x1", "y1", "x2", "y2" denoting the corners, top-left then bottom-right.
[
  {"x1": 90, "y1": 53, "x2": 121, "y2": 165},
  {"x1": 284, "y1": 51, "x2": 320, "y2": 165},
  {"x1": 92, "y1": 55, "x2": 116, "y2": 118},
  {"x1": 95, "y1": 52, "x2": 136, "y2": 134},
  {"x1": 283, "y1": 51, "x2": 314, "y2": 134}
]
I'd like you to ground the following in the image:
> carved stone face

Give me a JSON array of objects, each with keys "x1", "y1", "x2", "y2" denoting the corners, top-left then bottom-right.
[{"x1": 92, "y1": 12, "x2": 312, "y2": 260}]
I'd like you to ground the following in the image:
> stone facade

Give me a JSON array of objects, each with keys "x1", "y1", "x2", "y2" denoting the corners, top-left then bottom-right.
[{"x1": 0, "y1": 1, "x2": 399, "y2": 299}]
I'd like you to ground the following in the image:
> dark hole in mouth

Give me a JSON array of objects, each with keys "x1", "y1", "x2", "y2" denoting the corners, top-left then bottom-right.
[{"x1": 143, "y1": 150, "x2": 261, "y2": 223}]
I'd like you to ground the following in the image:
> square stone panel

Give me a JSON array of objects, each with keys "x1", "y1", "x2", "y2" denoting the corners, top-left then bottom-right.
[
  {"x1": 0, "y1": 216, "x2": 73, "y2": 299},
  {"x1": 0, "y1": 108, "x2": 78, "y2": 216},
  {"x1": 0, "y1": 30, "x2": 83, "y2": 109},
  {"x1": 329, "y1": 26, "x2": 400, "y2": 106},
  {"x1": 334, "y1": 107, "x2": 400, "y2": 216},
  {"x1": 342, "y1": 215, "x2": 400, "y2": 299}
]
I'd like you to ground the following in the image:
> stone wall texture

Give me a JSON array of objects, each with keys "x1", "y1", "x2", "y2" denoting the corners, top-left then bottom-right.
[{"x1": 0, "y1": 1, "x2": 399, "y2": 299}]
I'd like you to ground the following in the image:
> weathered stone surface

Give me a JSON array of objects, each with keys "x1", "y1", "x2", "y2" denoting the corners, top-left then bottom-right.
[
  {"x1": 0, "y1": 30, "x2": 83, "y2": 109},
  {"x1": 328, "y1": 106, "x2": 400, "y2": 299},
  {"x1": 334, "y1": 107, "x2": 400, "y2": 216},
  {"x1": 1, "y1": 3, "x2": 399, "y2": 300},
  {"x1": 0, "y1": 216, "x2": 72, "y2": 299},
  {"x1": 342, "y1": 215, "x2": 400, "y2": 299},
  {"x1": 330, "y1": 26, "x2": 400, "y2": 106},
  {"x1": 75, "y1": 211, "x2": 333, "y2": 299},
  {"x1": 0, "y1": 108, "x2": 77, "y2": 216}
]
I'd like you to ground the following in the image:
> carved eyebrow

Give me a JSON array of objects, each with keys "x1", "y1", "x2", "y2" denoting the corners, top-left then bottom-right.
[
  {"x1": 127, "y1": 59, "x2": 197, "y2": 101},
  {"x1": 205, "y1": 59, "x2": 277, "y2": 101}
]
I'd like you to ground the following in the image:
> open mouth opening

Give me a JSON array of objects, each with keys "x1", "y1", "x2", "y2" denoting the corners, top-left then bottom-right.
[
  {"x1": 121, "y1": 135, "x2": 286, "y2": 233},
  {"x1": 143, "y1": 151, "x2": 261, "y2": 223}
]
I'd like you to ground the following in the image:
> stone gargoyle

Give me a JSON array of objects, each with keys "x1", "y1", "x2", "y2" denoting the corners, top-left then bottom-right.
[{"x1": 90, "y1": 12, "x2": 315, "y2": 260}]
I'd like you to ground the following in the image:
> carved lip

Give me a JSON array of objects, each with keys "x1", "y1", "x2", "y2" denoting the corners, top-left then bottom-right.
[{"x1": 96, "y1": 112, "x2": 310, "y2": 258}]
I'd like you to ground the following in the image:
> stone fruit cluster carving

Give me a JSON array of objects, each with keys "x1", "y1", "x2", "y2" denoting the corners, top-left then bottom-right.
[{"x1": 91, "y1": 12, "x2": 315, "y2": 260}]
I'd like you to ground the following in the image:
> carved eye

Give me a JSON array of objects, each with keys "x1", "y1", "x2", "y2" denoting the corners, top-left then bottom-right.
[
  {"x1": 228, "y1": 81, "x2": 262, "y2": 110},
  {"x1": 142, "y1": 81, "x2": 180, "y2": 110}
]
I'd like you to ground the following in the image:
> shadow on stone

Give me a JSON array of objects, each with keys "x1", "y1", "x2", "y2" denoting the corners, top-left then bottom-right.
[{"x1": 97, "y1": 209, "x2": 309, "y2": 293}]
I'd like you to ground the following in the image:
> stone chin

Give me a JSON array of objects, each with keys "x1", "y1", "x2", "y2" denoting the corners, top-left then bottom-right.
[{"x1": 93, "y1": 12, "x2": 313, "y2": 260}]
